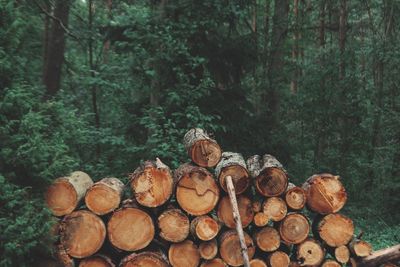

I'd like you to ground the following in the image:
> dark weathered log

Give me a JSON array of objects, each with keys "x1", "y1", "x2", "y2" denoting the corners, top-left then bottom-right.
[
  {"x1": 254, "y1": 226, "x2": 281, "y2": 252},
  {"x1": 46, "y1": 171, "x2": 93, "y2": 216},
  {"x1": 175, "y1": 163, "x2": 220, "y2": 216},
  {"x1": 200, "y1": 258, "x2": 227, "y2": 267},
  {"x1": 247, "y1": 154, "x2": 288, "y2": 197},
  {"x1": 85, "y1": 177, "x2": 124, "y2": 215},
  {"x1": 249, "y1": 258, "x2": 267, "y2": 267},
  {"x1": 168, "y1": 240, "x2": 200, "y2": 267},
  {"x1": 157, "y1": 208, "x2": 189, "y2": 243},
  {"x1": 217, "y1": 194, "x2": 254, "y2": 229},
  {"x1": 321, "y1": 259, "x2": 341, "y2": 267},
  {"x1": 60, "y1": 210, "x2": 106, "y2": 258},
  {"x1": 190, "y1": 215, "x2": 220, "y2": 241},
  {"x1": 268, "y1": 251, "x2": 290, "y2": 267},
  {"x1": 219, "y1": 230, "x2": 255, "y2": 267},
  {"x1": 253, "y1": 212, "x2": 269, "y2": 227},
  {"x1": 107, "y1": 206, "x2": 154, "y2": 251},
  {"x1": 349, "y1": 239, "x2": 373, "y2": 257},
  {"x1": 279, "y1": 213, "x2": 310, "y2": 245},
  {"x1": 199, "y1": 239, "x2": 218, "y2": 260},
  {"x1": 315, "y1": 213, "x2": 354, "y2": 247},
  {"x1": 79, "y1": 254, "x2": 115, "y2": 267},
  {"x1": 302, "y1": 173, "x2": 347, "y2": 214},
  {"x1": 183, "y1": 128, "x2": 222, "y2": 167},
  {"x1": 215, "y1": 152, "x2": 250, "y2": 194},
  {"x1": 120, "y1": 252, "x2": 169, "y2": 267},
  {"x1": 296, "y1": 239, "x2": 325, "y2": 266},
  {"x1": 262, "y1": 196, "x2": 287, "y2": 222},
  {"x1": 333, "y1": 245, "x2": 350, "y2": 264},
  {"x1": 284, "y1": 183, "x2": 306, "y2": 210},
  {"x1": 130, "y1": 158, "x2": 174, "y2": 208}
]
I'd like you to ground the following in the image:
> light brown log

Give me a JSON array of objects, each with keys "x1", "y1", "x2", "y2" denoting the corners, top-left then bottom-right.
[
  {"x1": 175, "y1": 163, "x2": 219, "y2": 216},
  {"x1": 120, "y1": 252, "x2": 169, "y2": 267},
  {"x1": 190, "y1": 215, "x2": 220, "y2": 241},
  {"x1": 199, "y1": 239, "x2": 218, "y2": 260},
  {"x1": 349, "y1": 239, "x2": 373, "y2": 257},
  {"x1": 268, "y1": 251, "x2": 290, "y2": 267},
  {"x1": 253, "y1": 212, "x2": 269, "y2": 227},
  {"x1": 254, "y1": 226, "x2": 280, "y2": 252},
  {"x1": 284, "y1": 183, "x2": 306, "y2": 210},
  {"x1": 60, "y1": 210, "x2": 106, "y2": 258},
  {"x1": 217, "y1": 194, "x2": 254, "y2": 229},
  {"x1": 250, "y1": 258, "x2": 267, "y2": 267},
  {"x1": 183, "y1": 128, "x2": 222, "y2": 167},
  {"x1": 200, "y1": 258, "x2": 227, "y2": 267},
  {"x1": 302, "y1": 173, "x2": 347, "y2": 214},
  {"x1": 130, "y1": 158, "x2": 174, "y2": 208},
  {"x1": 334, "y1": 245, "x2": 350, "y2": 264},
  {"x1": 317, "y1": 213, "x2": 354, "y2": 247},
  {"x1": 85, "y1": 177, "x2": 124, "y2": 215},
  {"x1": 157, "y1": 208, "x2": 189, "y2": 243},
  {"x1": 279, "y1": 213, "x2": 310, "y2": 245},
  {"x1": 321, "y1": 259, "x2": 341, "y2": 267},
  {"x1": 168, "y1": 240, "x2": 200, "y2": 267},
  {"x1": 355, "y1": 245, "x2": 400, "y2": 266},
  {"x1": 296, "y1": 239, "x2": 325, "y2": 267},
  {"x1": 262, "y1": 197, "x2": 287, "y2": 221},
  {"x1": 219, "y1": 230, "x2": 255, "y2": 267},
  {"x1": 46, "y1": 171, "x2": 93, "y2": 216},
  {"x1": 215, "y1": 152, "x2": 250, "y2": 194},
  {"x1": 79, "y1": 255, "x2": 115, "y2": 267},
  {"x1": 247, "y1": 154, "x2": 288, "y2": 197},
  {"x1": 107, "y1": 206, "x2": 154, "y2": 251}
]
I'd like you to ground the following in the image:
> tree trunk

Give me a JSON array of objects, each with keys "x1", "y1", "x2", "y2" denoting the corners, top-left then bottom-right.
[
  {"x1": 254, "y1": 226, "x2": 280, "y2": 252},
  {"x1": 279, "y1": 213, "x2": 310, "y2": 245},
  {"x1": 356, "y1": 244, "x2": 400, "y2": 267},
  {"x1": 219, "y1": 230, "x2": 255, "y2": 267},
  {"x1": 45, "y1": 171, "x2": 93, "y2": 216},
  {"x1": 315, "y1": 213, "x2": 354, "y2": 247},
  {"x1": 190, "y1": 215, "x2": 220, "y2": 241},
  {"x1": 43, "y1": 0, "x2": 71, "y2": 96},
  {"x1": 338, "y1": 0, "x2": 347, "y2": 80},
  {"x1": 175, "y1": 163, "x2": 219, "y2": 216},
  {"x1": 215, "y1": 152, "x2": 250, "y2": 194},
  {"x1": 183, "y1": 128, "x2": 222, "y2": 167},
  {"x1": 262, "y1": 197, "x2": 287, "y2": 222},
  {"x1": 268, "y1": 251, "x2": 290, "y2": 267},
  {"x1": 85, "y1": 177, "x2": 124, "y2": 215},
  {"x1": 290, "y1": 0, "x2": 300, "y2": 94},
  {"x1": 217, "y1": 194, "x2": 254, "y2": 229},
  {"x1": 79, "y1": 254, "x2": 115, "y2": 267},
  {"x1": 129, "y1": 158, "x2": 174, "y2": 208},
  {"x1": 284, "y1": 183, "x2": 306, "y2": 210},
  {"x1": 168, "y1": 240, "x2": 200, "y2": 267},
  {"x1": 60, "y1": 210, "x2": 106, "y2": 258},
  {"x1": 120, "y1": 252, "x2": 168, "y2": 267},
  {"x1": 296, "y1": 239, "x2": 325, "y2": 266},
  {"x1": 199, "y1": 239, "x2": 218, "y2": 260}
]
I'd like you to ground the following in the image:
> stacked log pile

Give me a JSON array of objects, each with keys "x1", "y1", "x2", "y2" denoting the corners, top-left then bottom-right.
[{"x1": 45, "y1": 128, "x2": 399, "y2": 267}]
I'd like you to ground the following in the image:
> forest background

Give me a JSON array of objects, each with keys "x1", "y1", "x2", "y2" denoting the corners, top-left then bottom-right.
[{"x1": 0, "y1": 0, "x2": 399, "y2": 266}]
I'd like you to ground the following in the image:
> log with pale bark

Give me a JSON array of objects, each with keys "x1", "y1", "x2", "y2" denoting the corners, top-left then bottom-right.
[
  {"x1": 356, "y1": 244, "x2": 400, "y2": 266},
  {"x1": 215, "y1": 152, "x2": 250, "y2": 194}
]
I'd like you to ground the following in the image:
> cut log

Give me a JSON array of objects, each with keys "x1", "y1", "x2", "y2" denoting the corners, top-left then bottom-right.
[
  {"x1": 157, "y1": 208, "x2": 189, "y2": 243},
  {"x1": 200, "y1": 258, "x2": 227, "y2": 267},
  {"x1": 334, "y1": 245, "x2": 350, "y2": 264},
  {"x1": 316, "y1": 213, "x2": 354, "y2": 247},
  {"x1": 248, "y1": 154, "x2": 288, "y2": 197},
  {"x1": 168, "y1": 240, "x2": 200, "y2": 267},
  {"x1": 284, "y1": 183, "x2": 306, "y2": 210},
  {"x1": 255, "y1": 226, "x2": 280, "y2": 252},
  {"x1": 252, "y1": 200, "x2": 262, "y2": 212},
  {"x1": 120, "y1": 252, "x2": 169, "y2": 267},
  {"x1": 349, "y1": 239, "x2": 373, "y2": 257},
  {"x1": 215, "y1": 152, "x2": 250, "y2": 194},
  {"x1": 279, "y1": 213, "x2": 310, "y2": 245},
  {"x1": 296, "y1": 239, "x2": 325, "y2": 266},
  {"x1": 199, "y1": 239, "x2": 218, "y2": 260},
  {"x1": 107, "y1": 206, "x2": 154, "y2": 251},
  {"x1": 46, "y1": 171, "x2": 93, "y2": 216},
  {"x1": 130, "y1": 158, "x2": 174, "y2": 208},
  {"x1": 190, "y1": 215, "x2": 220, "y2": 241},
  {"x1": 79, "y1": 255, "x2": 115, "y2": 267},
  {"x1": 217, "y1": 194, "x2": 254, "y2": 228},
  {"x1": 321, "y1": 259, "x2": 341, "y2": 267},
  {"x1": 60, "y1": 210, "x2": 106, "y2": 258},
  {"x1": 262, "y1": 197, "x2": 287, "y2": 221},
  {"x1": 175, "y1": 163, "x2": 220, "y2": 216},
  {"x1": 85, "y1": 177, "x2": 124, "y2": 215},
  {"x1": 302, "y1": 173, "x2": 347, "y2": 214},
  {"x1": 355, "y1": 244, "x2": 400, "y2": 267},
  {"x1": 250, "y1": 258, "x2": 267, "y2": 267},
  {"x1": 268, "y1": 251, "x2": 290, "y2": 267},
  {"x1": 183, "y1": 128, "x2": 222, "y2": 167},
  {"x1": 253, "y1": 212, "x2": 269, "y2": 227},
  {"x1": 219, "y1": 230, "x2": 255, "y2": 267}
]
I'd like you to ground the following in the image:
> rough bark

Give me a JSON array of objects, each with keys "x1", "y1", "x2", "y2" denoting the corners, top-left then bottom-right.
[
  {"x1": 79, "y1": 254, "x2": 115, "y2": 267},
  {"x1": 190, "y1": 215, "x2": 220, "y2": 241},
  {"x1": 268, "y1": 251, "x2": 290, "y2": 267},
  {"x1": 120, "y1": 252, "x2": 169, "y2": 267},
  {"x1": 279, "y1": 213, "x2": 310, "y2": 245},
  {"x1": 130, "y1": 158, "x2": 174, "y2": 208},
  {"x1": 215, "y1": 152, "x2": 250, "y2": 194},
  {"x1": 254, "y1": 226, "x2": 280, "y2": 252},
  {"x1": 46, "y1": 171, "x2": 93, "y2": 216},
  {"x1": 168, "y1": 240, "x2": 200, "y2": 267},
  {"x1": 217, "y1": 194, "x2": 254, "y2": 229},
  {"x1": 262, "y1": 197, "x2": 287, "y2": 221},
  {"x1": 60, "y1": 210, "x2": 106, "y2": 258},
  {"x1": 199, "y1": 239, "x2": 218, "y2": 260},
  {"x1": 296, "y1": 239, "x2": 325, "y2": 266},
  {"x1": 157, "y1": 208, "x2": 189, "y2": 243},
  {"x1": 315, "y1": 213, "x2": 354, "y2": 247},
  {"x1": 219, "y1": 230, "x2": 255, "y2": 267},
  {"x1": 284, "y1": 183, "x2": 306, "y2": 210},
  {"x1": 85, "y1": 177, "x2": 124, "y2": 215},
  {"x1": 175, "y1": 163, "x2": 219, "y2": 215},
  {"x1": 183, "y1": 128, "x2": 222, "y2": 167}
]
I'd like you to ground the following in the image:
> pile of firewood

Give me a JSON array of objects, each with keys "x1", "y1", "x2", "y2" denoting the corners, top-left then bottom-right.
[{"x1": 45, "y1": 128, "x2": 399, "y2": 267}]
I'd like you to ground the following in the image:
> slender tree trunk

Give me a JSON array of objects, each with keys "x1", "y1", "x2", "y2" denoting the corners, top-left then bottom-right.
[
  {"x1": 103, "y1": 0, "x2": 112, "y2": 64},
  {"x1": 42, "y1": 0, "x2": 51, "y2": 80},
  {"x1": 338, "y1": 0, "x2": 347, "y2": 80},
  {"x1": 43, "y1": 0, "x2": 71, "y2": 97},
  {"x1": 290, "y1": 0, "x2": 299, "y2": 94}
]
